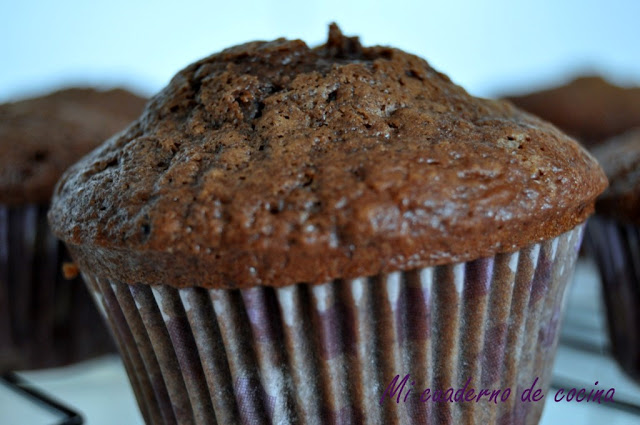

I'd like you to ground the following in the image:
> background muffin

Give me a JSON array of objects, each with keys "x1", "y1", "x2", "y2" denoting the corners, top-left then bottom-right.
[
  {"x1": 505, "y1": 76, "x2": 640, "y2": 147},
  {"x1": 506, "y1": 76, "x2": 640, "y2": 382},
  {"x1": 0, "y1": 87, "x2": 147, "y2": 370},
  {"x1": 587, "y1": 128, "x2": 640, "y2": 381},
  {"x1": 49, "y1": 26, "x2": 607, "y2": 424}
]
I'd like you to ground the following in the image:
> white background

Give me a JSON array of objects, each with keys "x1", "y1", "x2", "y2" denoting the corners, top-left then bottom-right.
[{"x1": 1, "y1": 0, "x2": 639, "y2": 102}]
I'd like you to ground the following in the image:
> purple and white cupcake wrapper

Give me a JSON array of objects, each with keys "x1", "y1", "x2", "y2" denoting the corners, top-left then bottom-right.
[
  {"x1": 586, "y1": 216, "x2": 640, "y2": 382},
  {"x1": 83, "y1": 225, "x2": 584, "y2": 425},
  {"x1": 0, "y1": 204, "x2": 115, "y2": 371}
]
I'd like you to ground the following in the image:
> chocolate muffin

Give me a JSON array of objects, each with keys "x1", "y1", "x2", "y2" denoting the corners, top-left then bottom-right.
[
  {"x1": 507, "y1": 77, "x2": 640, "y2": 381},
  {"x1": 0, "y1": 87, "x2": 147, "y2": 370},
  {"x1": 586, "y1": 128, "x2": 640, "y2": 381},
  {"x1": 49, "y1": 26, "x2": 607, "y2": 425},
  {"x1": 505, "y1": 76, "x2": 640, "y2": 147}
]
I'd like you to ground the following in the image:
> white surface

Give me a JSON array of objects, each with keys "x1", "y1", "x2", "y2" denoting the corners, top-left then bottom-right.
[
  {"x1": 1, "y1": 259, "x2": 638, "y2": 424},
  {"x1": 541, "y1": 391, "x2": 639, "y2": 425}
]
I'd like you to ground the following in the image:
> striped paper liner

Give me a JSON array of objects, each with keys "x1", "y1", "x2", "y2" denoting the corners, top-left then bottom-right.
[
  {"x1": 0, "y1": 204, "x2": 115, "y2": 371},
  {"x1": 83, "y1": 225, "x2": 584, "y2": 425},
  {"x1": 586, "y1": 216, "x2": 640, "y2": 382}
]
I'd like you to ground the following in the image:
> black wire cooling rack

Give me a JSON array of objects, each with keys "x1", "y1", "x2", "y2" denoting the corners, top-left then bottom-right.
[{"x1": 0, "y1": 371, "x2": 83, "y2": 425}]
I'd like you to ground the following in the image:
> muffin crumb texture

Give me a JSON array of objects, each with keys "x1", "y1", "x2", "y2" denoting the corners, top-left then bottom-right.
[{"x1": 49, "y1": 25, "x2": 607, "y2": 288}]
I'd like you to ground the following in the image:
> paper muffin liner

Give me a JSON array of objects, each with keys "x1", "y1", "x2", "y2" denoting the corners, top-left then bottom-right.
[
  {"x1": 585, "y1": 216, "x2": 640, "y2": 381},
  {"x1": 0, "y1": 204, "x2": 115, "y2": 371},
  {"x1": 81, "y1": 225, "x2": 584, "y2": 425}
]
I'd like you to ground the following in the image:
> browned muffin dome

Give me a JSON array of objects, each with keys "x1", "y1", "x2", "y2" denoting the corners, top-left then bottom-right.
[
  {"x1": 0, "y1": 87, "x2": 147, "y2": 205},
  {"x1": 48, "y1": 25, "x2": 607, "y2": 289},
  {"x1": 592, "y1": 128, "x2": 640, "y2": 224},
  {"x1": 506, "y1": 76, "x2": 640, "y2": 147}
]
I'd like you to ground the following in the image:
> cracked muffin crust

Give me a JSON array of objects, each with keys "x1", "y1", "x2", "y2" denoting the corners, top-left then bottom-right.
[{"x1": 48, "y1": 25, "x2": 607, "y2": 288}]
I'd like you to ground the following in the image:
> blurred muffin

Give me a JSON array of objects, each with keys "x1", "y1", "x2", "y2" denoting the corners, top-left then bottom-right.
[
  {"x1": 586, "y1": 128, "x2": 640, "y2": 381},
  {"x1": 49, "y1": 26, "x2": 606, "y2": 424},
  {"x1": 508, "y1": 77, "x2": 640, "y2": 381},
  {"x1": 0, "y1": 87, "x2": 146, "y2": 370},
  {"x1": 506, "y1": 76, "x2": 640, "y2": 147}
]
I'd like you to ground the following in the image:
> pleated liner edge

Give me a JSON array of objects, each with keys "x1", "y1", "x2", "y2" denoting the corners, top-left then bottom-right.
[{"x1": 83, "y1": 224, "x2": 584, "y2": 425}]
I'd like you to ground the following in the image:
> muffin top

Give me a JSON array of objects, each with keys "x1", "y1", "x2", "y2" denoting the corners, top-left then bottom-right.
[
  {"x1": 506, "y1": 76, "x2": 640, "y2": 147},
  {"x1": 49, "y1": 25, "x2": 607, "y2": 289},
  {"x1": 592, "y1": 128, "x2": 640, "y2": 224},
  {"x1": 0, "y1": 87, "x2": 147, "y2": 205}
]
